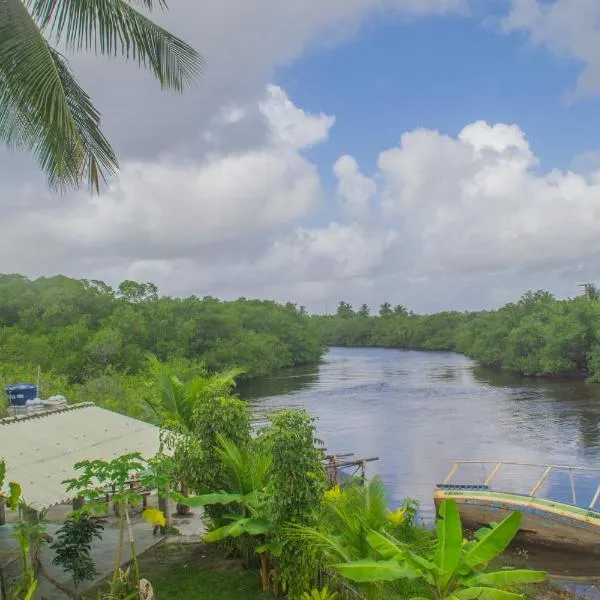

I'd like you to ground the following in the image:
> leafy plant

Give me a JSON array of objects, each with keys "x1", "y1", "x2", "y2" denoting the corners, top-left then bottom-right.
[
  {"x1": 334, "y1": 500, "x2": 546, "y2": 600},
  {"x1": 64, "y1": 453, "x2": 168, "y2": 597},
  {"x1": 51, "y1": 514, "x2": 106, "y2": 591},
  {"x1": 0, "y1": 460, "x2": 39, "y2": 600},
  {"x1": 293, "y1": 477, "x2": 417, "y2": 600},
  {"x1": 148, "y1": 355, "x2": 247, "y2": 505},
  {"x1": 259, "y1": 410, "x2": 327, "y2": 598},
  {"x1": 301, "y1": 587, "x2": 339, "y2": 600},
  {"x1": 180, "y1": 435, "x2": 274, "y2": 590}
]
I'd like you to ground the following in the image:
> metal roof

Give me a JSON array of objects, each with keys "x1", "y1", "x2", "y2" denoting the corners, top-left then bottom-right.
[{"x1": 0, "y1": 403, "x2": 161, "y2": 510}]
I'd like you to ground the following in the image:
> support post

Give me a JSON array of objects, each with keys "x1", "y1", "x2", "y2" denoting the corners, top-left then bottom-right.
[
  {"x1": 158, "y1": 490, "x2": 171, "y2": 534},
  {"x1": 443, "y1": 463, "x2": 460, "y2": 485},
  {"x1": 569, "y1": 469, "x2": 577, "y2": 506},
  {"x1": 72, "y1": 496, "x2": 85, "y2": 511},
  {"x1": 530, "y1": 466, "x2": 553, "y2": 497},
  {"x1": 484, "y1": 462, "x2": 503, "y2": 486},
  {"x1": 0, "y1": 499, "x2": 5, "y2": 526}
]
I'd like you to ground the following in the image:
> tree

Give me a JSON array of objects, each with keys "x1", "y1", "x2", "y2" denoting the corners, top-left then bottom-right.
[
  {"x1": 379, "y1": 303, "x2": 393, "y2": 318},
  {"x1": 145, "y1": 355, "x2": 246, "y2": 499},
  {"x1": 393, "y1": 304, "x2": 408, "y2": 318},
  {"x1": 336, "y1": 302, "x2": 355, "y2": 319},
  {"x1": 358, "y1": 304, "x2": 370, "y2": 317},
  {"x1": 0, "y1": 0, "x2": 203, "y2": 192},
  {"x1": 117, "y1": 281, "x2": 159, "y2": 304}
]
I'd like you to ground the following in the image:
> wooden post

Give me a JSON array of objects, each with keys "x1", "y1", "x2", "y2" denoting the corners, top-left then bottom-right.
[
  {"x1": 0, "y1": 499, "x2": 5, "y2": 526},
  {"x1": 158, "y1": 489, "x2": 170, "y2": 534},
  {"x1": 72, "y1": 496, "x2": 85, "y2": 511}
]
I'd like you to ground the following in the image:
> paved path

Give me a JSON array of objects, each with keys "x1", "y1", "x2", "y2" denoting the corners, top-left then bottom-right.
[{"x1": 0, "y1": 497, "x2": 205, "y2": 599}]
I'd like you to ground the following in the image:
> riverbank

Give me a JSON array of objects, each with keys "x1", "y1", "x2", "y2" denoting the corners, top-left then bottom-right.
[{"x1": 312, "y1": 292, "x2": 600, "y2": 381}]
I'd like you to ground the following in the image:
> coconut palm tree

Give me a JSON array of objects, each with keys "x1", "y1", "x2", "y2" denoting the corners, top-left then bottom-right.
[{"x1": 0, "y1": 0, "x2": 203, "y2": 192}]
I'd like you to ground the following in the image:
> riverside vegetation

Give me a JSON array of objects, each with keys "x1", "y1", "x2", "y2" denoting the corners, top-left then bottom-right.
[
  {"x1": 0, "y1": 274, "x2": 323, "y2": 419},
  {"x1": 314, "y1": 289, "x2": 600, "y2": 381},
  {"x1": 0, "y1": 360, "x2": 547, "y2": 600}
]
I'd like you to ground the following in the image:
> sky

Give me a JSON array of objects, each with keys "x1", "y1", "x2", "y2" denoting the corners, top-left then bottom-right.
[{"x1": 3, "y1": 0, "x2": 600, "y2": 313}]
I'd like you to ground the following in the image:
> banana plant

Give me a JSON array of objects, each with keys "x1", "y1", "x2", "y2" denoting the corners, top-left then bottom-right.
[{"x1": 334, "y1": 500, "x2": 546, "y2": 600}]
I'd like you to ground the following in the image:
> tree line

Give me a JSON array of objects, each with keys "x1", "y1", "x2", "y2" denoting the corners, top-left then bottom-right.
[
  {"x1": 314, "y1": 290, "x2": 600, "y2": 381},
  {"x1": 0, "y1": 274, "x2": 323, "y2": 417}
]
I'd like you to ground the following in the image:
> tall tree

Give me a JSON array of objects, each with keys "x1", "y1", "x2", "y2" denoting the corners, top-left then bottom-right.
[
  {"x1": 393, "y1": 304, "x2": 408, "y2": 317},
  {"x1": 379, "y1": 302, "x2": 392, "y2": 318},
  {"x1": 358, "y1": 303, "x2": 370, "y2": 317},
  {"x1": 336, "y1": 301, "x2": 354, "y2": 319},
  {"x1": 0, "y1": 0, "x2": 203, "y2": 192}
]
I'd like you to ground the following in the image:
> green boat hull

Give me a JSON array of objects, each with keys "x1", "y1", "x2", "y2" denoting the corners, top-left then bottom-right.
[{"x1": 434, "y1": 488, "x2": 600, "y2": 555}]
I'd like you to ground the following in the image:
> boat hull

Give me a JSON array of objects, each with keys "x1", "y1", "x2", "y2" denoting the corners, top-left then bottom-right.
[{"x1": 434, "y1": 488, "x2": 600, "y2": 555}]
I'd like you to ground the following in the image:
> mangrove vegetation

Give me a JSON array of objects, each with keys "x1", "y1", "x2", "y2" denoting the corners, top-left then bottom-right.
[{"x1": 314, "y1": 289, "x2": 600, "y2": 381}]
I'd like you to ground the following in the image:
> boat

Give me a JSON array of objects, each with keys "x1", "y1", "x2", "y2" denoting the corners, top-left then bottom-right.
[{"x1": 434, "y1": 461, "x2": 600, "y2": 555}]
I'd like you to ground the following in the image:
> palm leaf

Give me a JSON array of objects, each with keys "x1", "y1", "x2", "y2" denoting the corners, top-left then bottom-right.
[
  {"x1": 334, "y1": 559, "x2": 418, "y2": 583},
  {"x1": 203, "y1": 517, "x2": 270, "y2": 542},
  {"x1": 27, "y1": 0, "x2": 204, "y2": 91},
  {"x1": 0, "y1": 0, "x2": 117, "y2": 190},
  {"x1": 450, "y1": 587, "x2": 523, "y2": 600},
  {"x1": 434, "y1": 499, "x2": 462, "y2": 586},
  {"x1": 467, "y1": 569, "x2": 546, "y2": 587},
  {"x1": 289, "y1": 523, "x2": 353, "y2": 563},
  {"x1": 366, "y1": 530, "x2": 406, "y2": 560},
  {"x1": 463, "y1": 512, "x2": 522, "y2": 568}
]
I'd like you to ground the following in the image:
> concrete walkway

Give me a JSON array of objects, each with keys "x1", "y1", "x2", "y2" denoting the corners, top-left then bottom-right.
[{"x1": 0, "y1": 496, "x2": 205, "y2": 599}]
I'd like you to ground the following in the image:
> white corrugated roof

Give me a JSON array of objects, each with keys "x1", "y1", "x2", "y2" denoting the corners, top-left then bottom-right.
[{"x1": 0, "y1": 403, "x2": 161, "y2": 510}]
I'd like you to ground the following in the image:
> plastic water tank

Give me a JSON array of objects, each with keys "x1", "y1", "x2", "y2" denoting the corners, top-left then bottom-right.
[{"x1": 4, "y1": 384, "x2": 38, "y2": 406}]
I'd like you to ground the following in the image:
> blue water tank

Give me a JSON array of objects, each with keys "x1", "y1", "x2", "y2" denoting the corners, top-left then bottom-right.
[{"x1": 4, "y1": 384, "x2": 38, "y2": 406}]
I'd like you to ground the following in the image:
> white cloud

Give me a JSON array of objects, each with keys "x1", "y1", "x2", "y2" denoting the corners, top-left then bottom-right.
[
  {"x1": 333, "y1": 155, "x2": 377, "y2": 218},
  {"x1": 0, "y1": 86, "x2": 331, "y2": 270},
  {"x1": 502, "y1": 0, "x2": 600, "y2": 98},
  {"x1": 4, "y1": 0, "x2": 600, "y2": 312},
  {"x1": 372, "y1": 120, "x2": 600, "y2": 276}
]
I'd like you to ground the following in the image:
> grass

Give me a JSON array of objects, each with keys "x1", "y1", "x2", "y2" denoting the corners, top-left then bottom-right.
[
  {"x1": 87, "y1": 542, "x2": 268, "y2": 600},
  {"x1": 84, "y1": 539, "x2": 586, "y2": 600}
]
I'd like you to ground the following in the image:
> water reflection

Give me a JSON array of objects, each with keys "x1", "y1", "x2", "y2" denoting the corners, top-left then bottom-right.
[{"x1": 245, "y1": 347, "x2": 600, "y2": 519}]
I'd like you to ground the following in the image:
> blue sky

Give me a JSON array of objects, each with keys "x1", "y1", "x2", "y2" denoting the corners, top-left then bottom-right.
[{"x1": 279, "y1": 11, "x2": 600, "y2": 179}]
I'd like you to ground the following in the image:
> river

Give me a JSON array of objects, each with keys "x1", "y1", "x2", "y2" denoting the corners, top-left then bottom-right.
[{"x1": 242, "y1": 346, "x2": 600, "y2": 521}]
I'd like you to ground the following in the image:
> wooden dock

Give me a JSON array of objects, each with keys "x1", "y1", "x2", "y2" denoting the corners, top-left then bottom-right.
[{"x1": 323, "y1": 453, "x2": 379, "y2": 486}]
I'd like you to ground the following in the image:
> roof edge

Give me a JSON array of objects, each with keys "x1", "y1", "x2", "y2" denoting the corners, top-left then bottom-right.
[{"x1": 0, "y1": 402, "x2": 96, "y2": 425}]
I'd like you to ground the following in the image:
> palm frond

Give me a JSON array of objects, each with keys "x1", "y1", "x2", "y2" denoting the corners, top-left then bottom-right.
[
  {"x1": 0, "y1": 0, "x2": 118, "y2": 191},
  {"x1": 289, "y1": 523, "x2": 353, "y2": 564},
  {"x1": 27, "y1": 0, "x2": 204, "y2": 91},
  {"x1": 217, "y1": 435, "x2": 247, "y2": 495}
]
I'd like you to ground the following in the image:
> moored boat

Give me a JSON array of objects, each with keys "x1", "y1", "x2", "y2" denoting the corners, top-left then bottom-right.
[{"x1": 434, "y1": 461, "x2": 600, "y2": 555}]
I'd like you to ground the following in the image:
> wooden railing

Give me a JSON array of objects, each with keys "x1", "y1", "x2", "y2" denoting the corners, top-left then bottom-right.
[{"x1": 442, "y1": 461, "x2": 600, "y2": 510}]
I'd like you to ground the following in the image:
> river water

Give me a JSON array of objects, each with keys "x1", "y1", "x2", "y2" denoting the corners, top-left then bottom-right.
[{"x1": 242, "y1": 346, "x2": 600, "y2": 521}]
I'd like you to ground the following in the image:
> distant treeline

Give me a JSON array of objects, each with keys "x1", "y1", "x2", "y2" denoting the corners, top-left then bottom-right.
[
  {"x1": 0, "y1": 274, "x2": 323, "y2": 417},
  {"x1": 313, "y1": 290, "x2": 600, "y2": 381}
]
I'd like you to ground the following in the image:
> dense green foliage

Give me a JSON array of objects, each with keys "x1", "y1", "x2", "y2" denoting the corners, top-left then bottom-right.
[
  {"x1": 315, "y1": 291, "x2": 600, "y2": 379},
  {"x1": 259, "y1": 411, "x2": 327, "y2": 598},
  {"x1": 0, "y1": 274, "x2": 323, "y2": 415}
]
